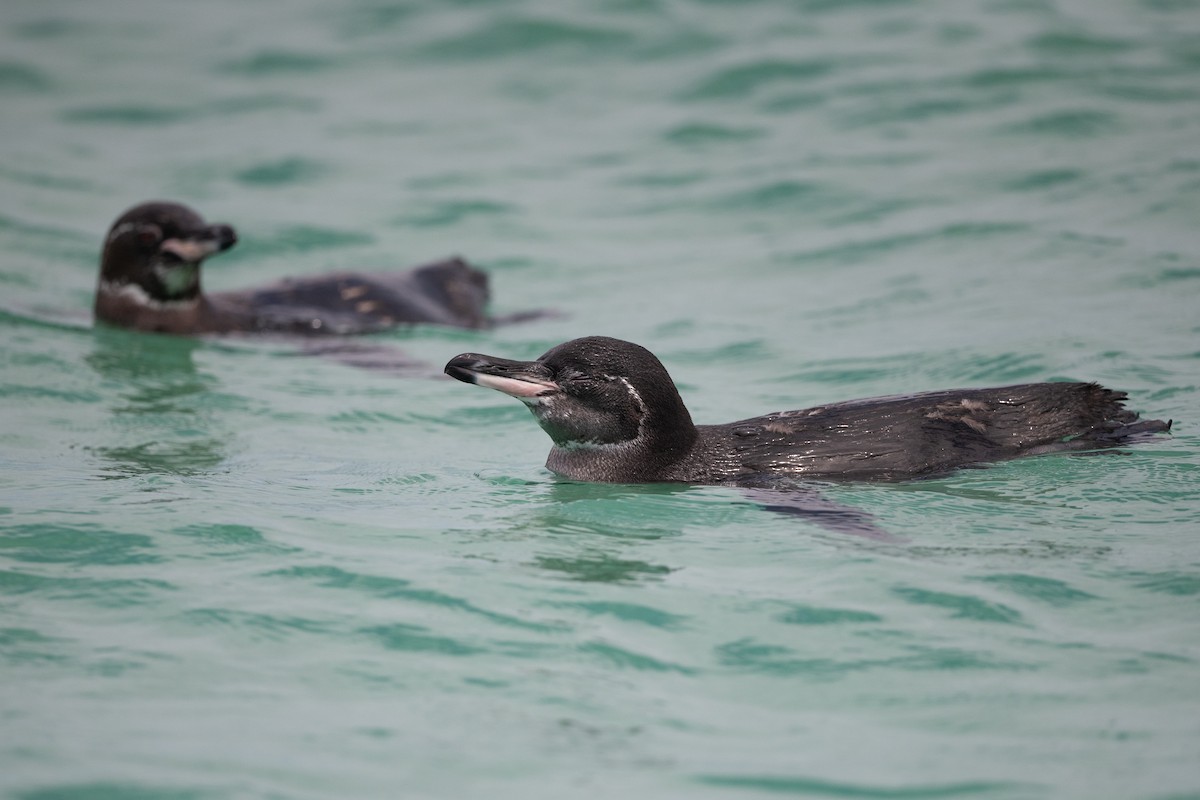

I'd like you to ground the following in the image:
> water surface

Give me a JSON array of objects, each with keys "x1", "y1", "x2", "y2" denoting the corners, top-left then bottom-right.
[{"x1": 1, "y1": 1, "x2": 1198, "y2": 798}]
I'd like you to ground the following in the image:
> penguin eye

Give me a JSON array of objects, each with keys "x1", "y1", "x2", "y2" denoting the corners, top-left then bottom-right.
[{"x1": 135, "y1": 226, "x2": 162, "y2": 248}]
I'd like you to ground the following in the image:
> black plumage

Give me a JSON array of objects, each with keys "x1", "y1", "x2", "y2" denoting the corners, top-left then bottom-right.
[
  {"x1": 445, "y1": 336, "x2": 1171, "y2": 484},
  {"x1": 94, "y1": 201, "x2": 498, "y2": 335}
]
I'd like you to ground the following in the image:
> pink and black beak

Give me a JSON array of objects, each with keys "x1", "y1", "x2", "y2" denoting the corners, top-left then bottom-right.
[
  {"x1": 159, "y1": 223, "x2": 237, "y2": 263},
  {"x1": 444, "y1": 352, "x2": 559, "y2": 402}
]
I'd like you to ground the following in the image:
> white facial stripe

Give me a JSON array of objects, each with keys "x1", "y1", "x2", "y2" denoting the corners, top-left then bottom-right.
[
  {"x1": 98, "y1": 280, "x2": 198, "y2": 309},
  {"x1": 615, "y1": 375, "x2": 652, "y2": 444},
  {"x1": 617, "y1": 376, "x2": 646, "y2": 413},
  {"x1": 473, "y1": 371, "x2": 557, "y2": 399},
  {"x1": 106, "y1": 222, "x2": 138, "y2": 243}
]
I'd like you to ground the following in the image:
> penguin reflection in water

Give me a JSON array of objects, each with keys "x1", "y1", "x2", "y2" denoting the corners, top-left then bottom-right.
[
  {"x1": 446, "y1": 336, "x2": 1171, "y2": 536},
  {"x1": 94, "y1": 201, "x2": 544, "y2": 369}
]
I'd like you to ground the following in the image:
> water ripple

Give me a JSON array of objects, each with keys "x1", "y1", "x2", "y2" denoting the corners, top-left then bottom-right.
[
  {"x1": 1000, "y1": 168, "x2": 1084, "y2": 192},
  {"x1": 0, "y1": 570, "x2": 175, "y2": 606},
  {"x1": 179, "y1": 608, "x2": 335, "y2": 640},
  {"x1": 776, "y1": 604, "x2": 883, "y2": 625},
  {"x1": 532, "y1": 553, "x2": 673, "y2": 583},
  {"x1": 267, "y1": 565, "x2": 561, "y2": 632},
  {"x1": 1130, "y1": 572, "x2": 1200, "y2": 596},
  {"x1": 776, "y1": 222, "x2": 1029, "y2": 268},
  {"x1": 239, "y1": 224, "x2": 374, "y2": 255},
  {"x1": 1001, "y1": 109, "x2": 1122, "y2": 137},
  {"x1": 234, "y1": 157, "x2": 331, "y2": 187},
  {"x1": 0, "y1": 524, "x2": 160, "y2": 566},
  {"x1": 973, "y1": 574, "x2": 1098, "y2": 606},
  {"x1": 682, "y1": 59, "x2": 834, "y2": 100},
  {"x1": 392, "y1": 199, "x2": 516, "y2": 228},
  {"x1": 14, "y1": 784, "x2": 207, "y2": 800},
  {"x1": 715, "y1": 638, "x2": 1033, "y2": 676},
  {"x1": 578, "y1": 640, "x2": 695, "y2": 673},
  {"x1": 421, "y1": 17, "x2": 636, "y2": 61},
  {"x1": 661, "y1": 122, "x2": 766, "y2": 147},
  {"x1": 964, "y1": 66, "x2": 1068, "y2": 88},
  {"x1": 549, "y1": 600, "x2": 688, "y2": 629},
  {"x1": 359, "y1": 623, "x2": 483, "y2": 655},
  {"x1": 710, "y1": 180, "x2": 856, "y2": 214},
  {"x1": 0, "y1": 61, "x2": 52, "y2": 92},
  {"x1": 1, "y1": 0, "x2": 1197, "y2": 794},
  {"x1": 61, "y1": 94, "x2": 319, "y2": 126},
  {"x1": 891, "y1": 587, "x2": 1024, "y2": 624},
  {"x1": 220, "y1": 50, "x2": 338, "y2": 76},
  {"x1": 1028, "y1": 32, "x2": 1138, "y2": 57},
  {"x1": 695, "y1": 774, "x2": 1034, "y2": 798}
]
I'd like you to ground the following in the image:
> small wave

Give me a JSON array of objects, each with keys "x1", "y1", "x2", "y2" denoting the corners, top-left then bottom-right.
[
  {"x1": 710, "y1": 179, "x2": 854, "y2": 214},
  {"x1": 550, "y1": 600, "x2": 688, "y2": 629},
  {"x1": 697, "y1": 773, "x2": 1035, "y2": 797},
  {"x1": 392, "y1": 199, "x2": 515, "y2": 228},
  {"x1": 242, "y1": 224, "x2": 374, "y2": 256},
  {"x1": 0, "y1": 569, "x2": 175, "y2": 608},
  {"x1": 12, "y1": 782, "x2": 205, "y2": 800},
  {"x1": 0, "y1": 210, "x2": 95, "y2": 251},
  {"x1": 91, "y1": 439, "x2": 228, "y2": 479},
  {"x1": 0, "y1": 524, "x2": 160, "y2": 567},
  {"x1": 359, "y1": 623, "x2": 483, "y2": 656},
  {"x1": 171, "y1": 523, "x2": 298, "y2": 557},
  {"x1": 1000, "y1": 109, "x2": 1122, "y2": 137},
  {"x1": 207, "y1": 94, "x2": 321, "y2": 115},
  {"x1": 1001, "y1": 168, "x2": 1084, "y2": 192},
  {"x1": 0, "y1": 164, "x2": 93, "y2": 191},
  {"x1": 10, "y1": 18, "x2": 91, "y2": 40},
  {"x1": 682, "y1": 59, "x2": 833, "y2": 100},
  {"x1": 234, "y1": 157, "x2": 330, "y2": 187},
  {"x1": 927, "y1": 351, "x2": 1052, "y2": 384},
  {"x1": 776, "y1": 603, "x2": 883, "y2": 625},
  {"x1": 269, "y1": 565, "x2": 559, "y2": 631},
  {"x1": 891, "y1": 586, "x2": 1024, "y2": 624},
  {"x1": 1131, "y1": 571, "x2": 1200, "y2": 596},
  {"x1": 578, "y1": 640, "x2": 695, "y2": 673},
  {"x1": 62, "y1": 94, "x2": 319, "y2": 126},
  {"x1": 220, "y1": 50, "x2": 338, "y2": 76},
  {"x1": 62, "y1": 104, "x2": 193, "y2": 125},
  {"x1": 837, "y1": 95, "x2": 985, "y2": 128},
  {"x1": 973, "y1": 574, "x2": 1099, "y2": 606},
  {"x1": 965, "y1": 66, "x2": 1069, "y2": 88},
  {"x1": 532, "y1": 553, "x2": 673, "y2": 583},
  {"x1": 1120, "y1": 266, "x2": 1200, "y2": 289},
  {"x1": 421, "y1": 17, "x2": 635, "y2": 61},
  {"x1": 716, "y1": 636, "x2": 1033, "y2": 677},
  {"x1": 617, "y1": 170, "x2": 708, "y2": 188},
  {"x1": 332, "y1": 5, "x2": 413, "y2": 39},
  {"x1": 0, "y1": 61, "x2": 52, "y2": 92},
  {"x1": 1027, "y1": 32, "x2": 1138, "y2": 57},
  {"x1": 661, "y1": 122, "x2": 765, "y2": 147},
  {"x1": 180, "y1": 608, "x2": 336, "y2": 639},
  {"x1": 778, "y1": 222, "x2": 1029, "y2": 267}
]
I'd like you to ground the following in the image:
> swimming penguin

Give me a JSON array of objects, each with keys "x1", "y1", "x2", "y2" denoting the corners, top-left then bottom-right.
[
  {"x1": 94, "y1": 201, "x2": 507, "y2": 336},
  {"x1": 445, "y1": 336, "x2": 1172, "y2": 483}
]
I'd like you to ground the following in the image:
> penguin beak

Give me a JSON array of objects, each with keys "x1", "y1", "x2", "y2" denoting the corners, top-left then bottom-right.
[
  {"x1": 445, "y1": 353, "x2": 559, "y2": 399},
  {"x1": 160, "y1": 224, "x2": 238, "y2": 263}
]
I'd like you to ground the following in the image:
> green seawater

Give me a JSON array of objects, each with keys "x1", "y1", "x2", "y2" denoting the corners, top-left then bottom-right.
[{"x1": 1, "y1": 0, "x2": 1198, "y2": 798}]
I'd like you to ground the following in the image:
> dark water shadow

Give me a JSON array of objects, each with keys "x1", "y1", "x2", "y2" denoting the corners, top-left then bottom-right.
[
  {"x1": 531, "y1": 552, "x2": 675, "y2": 583},
  {"x1": 84, "y1": 327, "x2": 228, "y2": 478},
  {"x1": 514, "y1": 478, "x2": 897, "y2": 584},
  {"x1": 735, "y1": 483, "x2": 898, "y2": 541}
]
